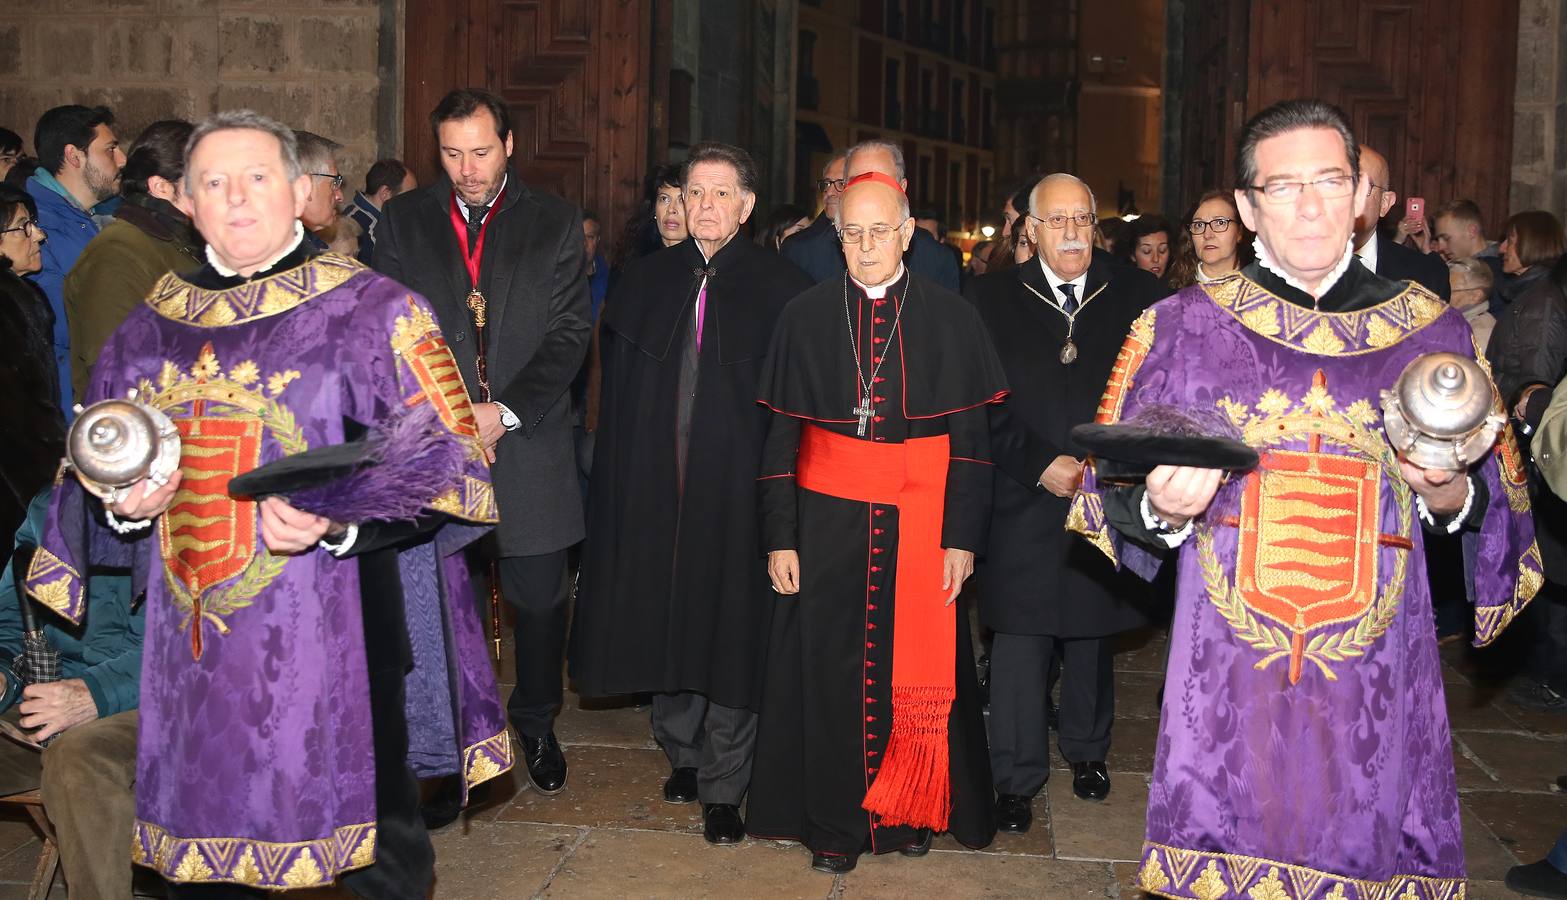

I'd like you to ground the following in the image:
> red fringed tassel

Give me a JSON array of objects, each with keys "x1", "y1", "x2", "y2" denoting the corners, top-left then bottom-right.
[{"x1": 861, "y1": 687, "x2": 954, "y2": 832}]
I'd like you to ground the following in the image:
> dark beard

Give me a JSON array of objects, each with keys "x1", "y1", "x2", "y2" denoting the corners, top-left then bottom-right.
[
  {"x1": 458, "y1": 181, "x2": 504, "y2": 208},
  {"x1": 83, "y1": 160, "x2": 119, "y2": 204}
]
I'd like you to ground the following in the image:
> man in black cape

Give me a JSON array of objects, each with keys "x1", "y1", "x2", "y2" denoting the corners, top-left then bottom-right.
[
  {"x1": 570, "y1": 142, "x2": 811, "y2": 845},
  {"x1": 965, "y1": 174, "x2": 1166, "y2": 831},
  {"x1": 747, "y1": 172, "x2": 1006, "y2": 873}
]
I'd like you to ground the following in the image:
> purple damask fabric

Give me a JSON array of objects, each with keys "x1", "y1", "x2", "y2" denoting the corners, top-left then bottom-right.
[
  {"x1": 1070, "y1": 274, "x2": 1540, "y2": 900},
  {"x1": 24, "y1": 255, "x2": 510, "y2": 889}
]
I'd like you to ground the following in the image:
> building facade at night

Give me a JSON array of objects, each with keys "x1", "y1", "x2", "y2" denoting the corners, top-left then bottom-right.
[{"x1": 794, "y1": 0, "x2": 1000, "y2": 235}]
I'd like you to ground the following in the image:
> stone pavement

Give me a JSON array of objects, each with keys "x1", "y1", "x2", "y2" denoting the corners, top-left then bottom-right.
[{"x1": 0, "y1": 620, "x2": 1558, "y2": 898}]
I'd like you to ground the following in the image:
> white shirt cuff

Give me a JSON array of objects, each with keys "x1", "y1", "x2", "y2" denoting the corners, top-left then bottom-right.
[
  {"x1": 319, "y1": 523, "x2": 360, "y2": 557},
  {"x1": 1140, "y1": 490, "x2": 1194, "y2": 548},
  {"x1": 103, "y1": 508, "x2": 154, "y2": 534},
  {"x1": 1416, "y1": 476, "x2": 1475, "y2": 535},
  {"x1": 496, "y1": 403, "x2": 521, "y2": 432}
]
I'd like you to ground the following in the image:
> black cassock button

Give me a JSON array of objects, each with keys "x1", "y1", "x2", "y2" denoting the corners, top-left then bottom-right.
[{"x1": 453, "y1": 331, "x2": 466, "y2": 343}]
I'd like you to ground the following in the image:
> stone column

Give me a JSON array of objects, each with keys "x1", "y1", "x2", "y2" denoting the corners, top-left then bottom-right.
[{"x1": 1512, "y1": 0, "x2": 1567, "y2": 215}]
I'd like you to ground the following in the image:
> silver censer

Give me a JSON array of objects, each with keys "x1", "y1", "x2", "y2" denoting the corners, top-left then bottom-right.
[
  {"x1": 65, "y1": 392, "x2": 182, "y2": 503},
  {"x1": 1379, "y1": 352, "x2": 1504, "y2": 470}
]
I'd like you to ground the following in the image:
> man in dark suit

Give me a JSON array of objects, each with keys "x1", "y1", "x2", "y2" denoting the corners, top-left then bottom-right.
[
  {"x1": 375, "y1": 88, "x2": 591, "y2": 801},
  {"x1": 1352, "y1": 145, "x2": 1449, "y2": 299},
  {"x1": 967, "y1": 174, "x2": 1166, "y2": 831},
  {"x1": 780, "y1": 139, "x2": 960, "y2": 291},
  {"x1": 779, "y1": 151, "x2": 846, "y2": 270}
]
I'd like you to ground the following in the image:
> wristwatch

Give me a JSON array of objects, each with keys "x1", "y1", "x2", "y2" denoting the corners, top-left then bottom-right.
[{"x1": 497, "y1": 404, "x2": 520, "y2": 431}]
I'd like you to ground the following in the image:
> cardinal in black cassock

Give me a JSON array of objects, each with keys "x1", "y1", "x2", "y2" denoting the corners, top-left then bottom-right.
[
  {"x1": 747, "y1": 173, "x2": 1007, "y2": 873},
  {"x1": 570, "y1": 143, "x2": 813, "y2": 845}
]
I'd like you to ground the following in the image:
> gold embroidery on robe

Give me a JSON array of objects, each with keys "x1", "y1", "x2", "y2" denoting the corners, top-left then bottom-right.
[
  {"x1": 132, "y1": 345, "x2": 308, "y2": 659},
  {"x1": 1139, "y1": 841, "x2": 1467, "y2": 900},
  {"x1": 1202, "y1": 274, "x2": 1446, "y2": 357},
  {"x1": 1208, "y1": 373, "x2": 1410, "y2": 684},
  {"x1": 145, "y1": 253, "x2": 364, "y2": 328}
]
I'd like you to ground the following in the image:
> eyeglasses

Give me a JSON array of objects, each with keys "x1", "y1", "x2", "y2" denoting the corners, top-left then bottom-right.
[
  {"x1": 1028, "y1": 212, "x2": 1097, "y2": 229},
  {"x1": 0, "y1": 218, "x2": 40, "y2": 238},
  {"x1": 1246, "y1": 175, "x2": 1356, "y2": 204},
  {"x1": 310, "y1": 173, "x2": 345, "y2": 190},
  {"x1": 1188, "y1": 217, "x2": 1234, "y2": 234},
  {"x1": 838, "y1": 224, "x2": 901, "y2": 244},
  {"x1": 817, "y1": 177, "x2": 847, "y2": 194}
]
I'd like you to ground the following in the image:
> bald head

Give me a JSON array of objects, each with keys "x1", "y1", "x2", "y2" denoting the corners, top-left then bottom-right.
[
  {"x1": 1028, "y1": 173, "x2": 1097, "y2": 280},
  {"x1": 836, "y1": 177, "x2": 910, "y2": 227},
  {"x1": 1354, "y1": 145, "x2": 1396, "y2": 247},
  {"x1": 837, "y1": 177, "x2": 915, "y2": 288},
  {"x1": 1029, "y1": 174, "x2": 1096, "y2": 222}
]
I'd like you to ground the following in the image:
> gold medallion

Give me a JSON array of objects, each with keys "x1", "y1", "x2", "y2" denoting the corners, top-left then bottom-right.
[{"x1": 466, "y1": 289, "x2": 487, "y2": 327}]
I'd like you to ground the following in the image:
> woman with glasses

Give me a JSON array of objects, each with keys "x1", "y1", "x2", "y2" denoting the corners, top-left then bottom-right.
[
  {"x1": 0, "y1": 182, "x2": 65, "y2": 554},
  {"x1": 1166, "y1": 190, "x2": 1254, "y2": 288}
]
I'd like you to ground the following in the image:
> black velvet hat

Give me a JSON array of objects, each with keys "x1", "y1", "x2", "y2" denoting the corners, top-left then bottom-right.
[
  {"x1": 228, "y1": 404, "x2": 468, "y2": 523},
  {"x1": 1071, "y1": 405, "x2": 1259, "y2": 484},
  {"x1": 228, "y1": 440, "x2": 374, "y2": 499}
]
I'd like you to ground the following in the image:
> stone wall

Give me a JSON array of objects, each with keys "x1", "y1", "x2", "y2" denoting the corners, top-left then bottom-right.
[
  {"x1": 0, "y1": 0, "x2": 401, "y2": 194},
  {"x1": 1512, "y1": 0, "x2": 1567, "y2": 216}
]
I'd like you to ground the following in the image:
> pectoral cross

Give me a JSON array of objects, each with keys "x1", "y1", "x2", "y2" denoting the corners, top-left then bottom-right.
[{"x1": 853, "y1": 395, "x2": 875, "y2": 437}]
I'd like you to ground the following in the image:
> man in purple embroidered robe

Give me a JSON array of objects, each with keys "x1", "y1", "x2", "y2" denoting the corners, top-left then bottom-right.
[
  {"x1": 24, "y1": 112, "x2": 510, "y2": 897},
  {"x1": 1069, "y1": 99, "x2": 1540, "y2": 898}
]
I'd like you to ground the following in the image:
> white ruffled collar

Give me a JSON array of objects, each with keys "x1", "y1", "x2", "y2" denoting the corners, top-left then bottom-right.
[{"x1": 1253, "y1": 237, "x2": 1355, "y2": 302}]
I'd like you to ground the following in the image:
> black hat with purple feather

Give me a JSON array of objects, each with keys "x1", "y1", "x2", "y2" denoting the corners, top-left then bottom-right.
[{"x1": 1071, "y1": 404, "x2": 1260, "y2": 485}]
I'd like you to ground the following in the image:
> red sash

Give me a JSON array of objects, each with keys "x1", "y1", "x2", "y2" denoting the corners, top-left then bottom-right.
[
  {"x1": 796, "y1": 424, "x2": 955, "y2": 831},
  {"x1": 447, "y1": 186, "x2": 505, "y2": 288},
  {"x1": 446, "y1": 186, "x2": 505, "y2": 398}
]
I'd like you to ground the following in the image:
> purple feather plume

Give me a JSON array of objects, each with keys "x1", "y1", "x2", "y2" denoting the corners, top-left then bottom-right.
[
  {"x1": 286, "y1": 402, "x2": 471, "y2": 523},
  {"x1": 1120, "y1": 403, "x2": 1250, "y2": 516},
  {"x1": 1121, "y1": 403, "x2": 1245, "y2": 441}
]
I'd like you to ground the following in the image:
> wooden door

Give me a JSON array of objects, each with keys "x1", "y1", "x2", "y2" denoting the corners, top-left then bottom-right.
[
  {"x1": 1175, "y1": 0, "x2": 1520, "y2": 233},
  {"x1": 1248, "y1": 0, "x2": 1519, "y2": 233},
  {"x1": 1174, "y1": 0, "x2": 1250, "y2": 202},
  {"x1": 404, "y1": 0, "x2": 664, "y2": 238}
]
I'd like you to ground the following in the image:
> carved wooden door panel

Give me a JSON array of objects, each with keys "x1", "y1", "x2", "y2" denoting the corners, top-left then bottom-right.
[
  {"x1": 404, "y1": 0, "x2": 658, "y2": 238},
  {"x1": 1246, "y1": 0, "x2": 1519, "y2": 233}
]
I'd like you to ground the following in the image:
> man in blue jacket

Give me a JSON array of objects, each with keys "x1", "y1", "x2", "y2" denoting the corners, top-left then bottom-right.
[
  {"x1": 0, "y1": 488, "x2": 141, "y2": 900},
  {"x1": 779, "y1": 139, "x2": 961, "y2": 291},
  {"x1": 26, "y1": 105, "x2": 125, "y2": 415}
]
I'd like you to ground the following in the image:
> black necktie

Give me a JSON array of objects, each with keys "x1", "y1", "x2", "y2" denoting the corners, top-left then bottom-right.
[
  {"x1": 1058, "y1": 282, "x2": 1079, "y2": 315},
  {"x1": 464, "y1": 202, "x2": 489, "y2": 246}
]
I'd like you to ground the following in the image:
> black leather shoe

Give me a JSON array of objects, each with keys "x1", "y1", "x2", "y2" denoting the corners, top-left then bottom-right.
[
  {"x1": 1507, "y1": 859, "x2": 1567, "y2": 898},
  {"x1": 702, "y1": 803, "x2": 745, "y2": 844},
  {"x1": 1071, "y1": 761, "x2": 1110, "y2": 801},
  {"x1": 995, "y1": 793, "x2": 1033, "y2": 833},
  {"x1": 663, "y1": 766, "x2": 698, "y2": 803},
  {"x1": 1047, "y1": 698, "x2": 1060, "y2": 731},
  {"x1": 898, "y1": 829, "x2": 933, "y2": 856},
  {"x1": 517, "y1": 731, "x2": 568, "y2": 795},
  {"x1": 810, "y1": 851, "x2": 858, "y2": 874}
]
